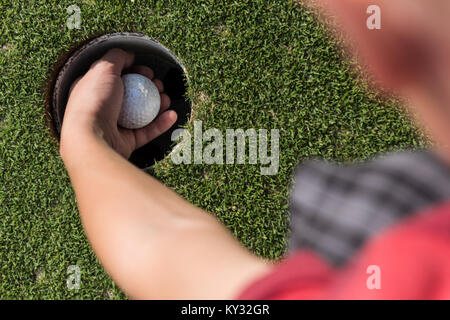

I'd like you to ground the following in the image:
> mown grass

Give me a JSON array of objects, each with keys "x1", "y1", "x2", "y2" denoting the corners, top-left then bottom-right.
[{"x1": 0, "y1": 0, "x2": 426, "y2": 299}]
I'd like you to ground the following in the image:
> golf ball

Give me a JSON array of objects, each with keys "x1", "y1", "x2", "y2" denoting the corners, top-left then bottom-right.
[{"x1": 118, "y1": 73, "x2": 160, "y2": 129}]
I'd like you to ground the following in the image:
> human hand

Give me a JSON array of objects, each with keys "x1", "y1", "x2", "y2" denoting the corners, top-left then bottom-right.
[{"x1": 60, "y1": 48, "x2": 177, "y2": 161}]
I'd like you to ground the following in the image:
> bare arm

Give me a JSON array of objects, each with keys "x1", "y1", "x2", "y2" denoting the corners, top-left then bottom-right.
[{"x1": 60, "y1": 49, "x2": 271, "y2": 299}]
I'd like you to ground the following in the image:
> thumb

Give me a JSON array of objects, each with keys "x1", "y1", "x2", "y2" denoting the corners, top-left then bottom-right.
[{"x1": 132, "y1": 111, "x2": 178, "y2": 150}]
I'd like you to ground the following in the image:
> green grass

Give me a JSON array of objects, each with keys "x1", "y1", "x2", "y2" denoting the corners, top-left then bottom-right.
[{"x1": 0, "y1": 0, "x2": 426, "y2": 299}]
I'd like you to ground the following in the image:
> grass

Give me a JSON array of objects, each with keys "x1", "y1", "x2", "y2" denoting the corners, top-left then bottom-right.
[{"x1": 0, "y1": 0, "x2": 426, "y2": 299}]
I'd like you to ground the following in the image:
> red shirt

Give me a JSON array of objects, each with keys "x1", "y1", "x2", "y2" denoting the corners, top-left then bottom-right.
[{"x1": 238, "y1": 202, "x2": 450, "y2": 299}]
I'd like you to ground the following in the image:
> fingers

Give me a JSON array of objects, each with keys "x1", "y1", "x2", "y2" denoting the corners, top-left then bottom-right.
[
  {"x1": 152, "y1": 79, "x2": 164, "y2": 92},
  {"x1": 123, "y1": 65, "x2": 154, "y2": 80},
  {"x1": 123, "y1": 65, "x2": 164, "y2": 91},
  {"x1": 90, "y1": 48, "x2": 135, "y2": 75},
  {"x1": 133, "y1": 110, "x2": 178, "y2": 149},
  {"x1": 159, "y1": 93, "x2": 171, "y2": 113},
  {"x1": 69, "y1": 49, "x2": 134, "y2": 99}
]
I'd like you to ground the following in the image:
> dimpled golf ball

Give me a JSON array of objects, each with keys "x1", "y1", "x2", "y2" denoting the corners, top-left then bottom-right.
[{"x1": 118, "y1": 73, "x2": 160, "y2": 129}]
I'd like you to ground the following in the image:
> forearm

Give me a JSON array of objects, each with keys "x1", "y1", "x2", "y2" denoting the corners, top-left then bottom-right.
[{"x1": 61, "y1": 131, "x2": 270, "y2": 299}]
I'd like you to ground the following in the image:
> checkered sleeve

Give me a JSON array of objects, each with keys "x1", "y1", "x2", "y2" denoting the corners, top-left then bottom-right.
[{"x1": 288, "y1": 150, "x2": 450, "y2": 266}]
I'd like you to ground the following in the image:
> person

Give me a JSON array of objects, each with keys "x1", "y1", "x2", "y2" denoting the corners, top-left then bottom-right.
[{"x1": 60, "y1": 0, "x2": 450, "y2": 299}]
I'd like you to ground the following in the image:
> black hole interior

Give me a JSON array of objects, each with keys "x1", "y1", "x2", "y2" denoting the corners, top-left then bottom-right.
[{"x1": 51, "y1": 32, "x2": 191, "y2": 168}]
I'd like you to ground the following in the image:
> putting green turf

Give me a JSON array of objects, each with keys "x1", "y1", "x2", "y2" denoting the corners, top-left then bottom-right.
[{"x1": 0, "y1": 0, "x2": 427, "y2": 299}]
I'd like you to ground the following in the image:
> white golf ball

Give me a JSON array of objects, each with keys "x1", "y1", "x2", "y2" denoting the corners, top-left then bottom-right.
[{"x1": 118, "y1": 73, "x2": 160, "y2": 129}]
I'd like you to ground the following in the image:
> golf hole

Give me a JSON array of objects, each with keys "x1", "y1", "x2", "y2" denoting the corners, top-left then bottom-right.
[{"x1": 46, "y1": 32, "x2": 191, "y2": 168}]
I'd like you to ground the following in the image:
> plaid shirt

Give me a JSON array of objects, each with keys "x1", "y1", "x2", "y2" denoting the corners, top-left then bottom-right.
[{"x1": 289, "y1": 150, "x2": 450, "y2": 266}]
